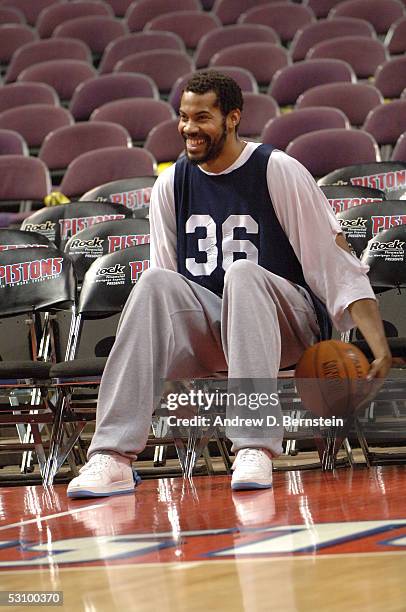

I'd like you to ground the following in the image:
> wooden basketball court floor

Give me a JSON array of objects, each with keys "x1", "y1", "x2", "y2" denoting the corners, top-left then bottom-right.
[{"x1": 1, "y1": 466, "x2": 406, "y2": 611}]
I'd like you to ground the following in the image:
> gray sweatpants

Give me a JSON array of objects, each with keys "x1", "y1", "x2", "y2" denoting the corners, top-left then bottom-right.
[{"x1": 88, "y1": 259, "x2": 320, "y2": 459}]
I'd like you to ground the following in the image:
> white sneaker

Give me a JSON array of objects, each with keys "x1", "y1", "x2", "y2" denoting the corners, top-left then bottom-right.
[
  {"x1": 231, "y1": 448, "x2": 273, "y2": 491},
  {"x1": 67, "y1": 452, "x2": 138, "y2": 499}
]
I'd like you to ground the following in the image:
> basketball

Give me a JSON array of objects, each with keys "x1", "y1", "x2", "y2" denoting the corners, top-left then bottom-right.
[{"x1": 295, "y1": 340, "x2": 370, "y2": 418}]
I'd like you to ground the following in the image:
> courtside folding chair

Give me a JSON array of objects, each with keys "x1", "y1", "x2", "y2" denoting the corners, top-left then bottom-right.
[
  {"x1": 44, "y1": 244, "x2": 150, "y2": 484},
  {"x1": 79, "y1": 177, "x2": 155, "y2": 216},
  {"x1": 64, "y1": 217, "x2": 150, "y2": 285},
  {"x1": 351, "y1": 224, "x2": 406, "y2": 465},
  {"x1": 319, "y1": 184, "x2": 386, "y2": 215},
  {"x1": 0, "y1": 245, "x2": 76, "y2": 480}
]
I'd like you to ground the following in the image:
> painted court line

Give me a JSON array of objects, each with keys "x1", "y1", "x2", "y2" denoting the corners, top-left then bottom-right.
[{"x1": 0, "y1": 503, "x2": 107, "y2": 531}]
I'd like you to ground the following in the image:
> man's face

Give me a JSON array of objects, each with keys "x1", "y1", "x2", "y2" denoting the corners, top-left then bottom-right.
[{"x1": 178, "y1": 90, "x2": 229, "y2": 165}]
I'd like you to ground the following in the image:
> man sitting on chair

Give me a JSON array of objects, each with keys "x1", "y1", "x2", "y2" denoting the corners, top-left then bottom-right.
[{"x1": 67, "y1": 71, "x2": 391, "y2": 498}]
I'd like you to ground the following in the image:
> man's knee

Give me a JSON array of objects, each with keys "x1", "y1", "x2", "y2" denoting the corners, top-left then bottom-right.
[
  {"x1": 136, "y1": 267, "x2": 182, "y2": 293},
  {"x1": 224, "y1": 260, "x2": 275, "y2": 292}
]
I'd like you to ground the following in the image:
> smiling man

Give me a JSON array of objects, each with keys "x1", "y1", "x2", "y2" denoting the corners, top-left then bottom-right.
[{"x1": 67, "y1": 71, "x2": 391, "y2": 499}]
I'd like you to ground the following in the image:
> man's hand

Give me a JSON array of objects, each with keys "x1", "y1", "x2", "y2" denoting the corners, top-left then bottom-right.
[{"x1": 367, "y1": 354, "x2": 392, "y2": 381}]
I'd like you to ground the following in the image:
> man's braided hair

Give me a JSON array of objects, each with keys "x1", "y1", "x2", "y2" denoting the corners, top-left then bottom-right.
[{"x1": 183, "y1": 70, "x2": 243, "y2": 118}]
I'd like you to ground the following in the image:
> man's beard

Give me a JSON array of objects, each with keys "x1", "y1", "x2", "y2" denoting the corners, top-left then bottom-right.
[{"x1": 184, "y1": 120, "x2": 228, "y2": 165}]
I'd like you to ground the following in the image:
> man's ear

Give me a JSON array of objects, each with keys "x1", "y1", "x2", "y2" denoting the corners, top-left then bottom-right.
[{"x1": 227, "y1": 109, "x2": 241, "y2": 131}]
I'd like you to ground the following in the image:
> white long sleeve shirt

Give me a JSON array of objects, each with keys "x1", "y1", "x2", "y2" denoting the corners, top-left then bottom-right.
[{"x1": 149, "y1": 142, "x2": 375, "y2": 332}]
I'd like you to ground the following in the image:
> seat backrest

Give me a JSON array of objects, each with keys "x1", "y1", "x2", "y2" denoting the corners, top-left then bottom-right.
[
  {"x1": 336, "y1": 199, "x2": 406, "y2": 257},
  {"x1": 391, "y1": 133, "x2": 406, "y2": 162},
  {"x1": 69, "y1": 72, "x2": 159, "y2": 121},
  {"x1": 286, "y1": 128, "x2": 380, "y2": 177},
  {"x1": 145, "y1": 10, "x2": 221, "y2": 50},
  {"x1": 296, "y1": 82, "x2": 383, "y2": 126},
  {"x1": 303, "y1": 0, "x2": 344, "y2": 18},
  {"x1": 0, "y1": 6, "x2": 25, "y2": 25},
  {"x1": 144, "y1": 118, "x2": 184, "y2": 164},
  {"x1": 79, "y1": 177, "x2": 156, "y2": 213},
  {"x1": 39, "y1": 121, "x2": 131, "y2": 170},
  {"x1": 0, "y1": 128, "x2": 28, "y2": 155},
  {"x1": 0, "y1": 245, "x2": 76, "y2": 317},
  {"x1": 65, "y1": 217, "x2": 150, "y2": 282},
  {"x1": 213, "y1": 0, "x2": 274, "y2": 25},
  {"x1": 78, "y1": 244, "x2": 150, "y2": 316},
  {"x1": 0, "y1": 228, "x2": 52, "y2": 249},
  {"x1": 99, "y1": 31, "x2": 185, "y2": 74},
  {"x1": 106, "y1": 0, "x2": 134, "y2": 17},
  {"x1": 126, "y1": 0, "x2": 201, "y2": 31},
  {"x1": 329, "y1": 0, "x2": 405, "y2": 35},
  {"x1": 320, "y1": 184, "x2": 386, "y2": 214},
  {"x1": 0, "y1": 82, "x2": 59, "y2": 113},
  {"x1": 114, "y1": 49, "x2": 195, "y2": 95},
  {"x1": 269, "y1": 58, "x2": 355, "y2": 106},
  {"x1": 60, "y1": 147, "x2": 157, "y2": 199},
  {"x1": 290, "y1": 16, "x2": 375, "y2": 62},
  {"x1": 17, "y1": 59, "x2": 97, "y2": 102},
  {"x1": 317, "y1": 161, "x2": 406, "y2": 197},
  {"x1": 239, "y1": 2, "x2": 315, "y2": 43},
  {"x1": 37, "y1": 0, "x2": 113, "y2": 38},
  {"x1": 261, "y1": 106, "x2": 349, "y2": 150},
  {"x1": 0, "y1": 0, "x2": 61, "y2": 26},
  {"x1": 374, "y1": 57, "x2": 406, "y2": 100},
  {"x1": 169, "y1": 67, "x2": 258, "y2": 112},
  {"x1": 0, "y1": 23, "x2": 38, "y2": 63},
  {"x1": 0, "y1": 104, "x2": 73, "y2": 148},
  {"x1": 52, "y1": 15, "x2": 128, "y2": 55},
  {"x1": 90, "y1": 98, "x2": 175, "y2": 143},
  {"x1": 238, "y1": 92, "x2": 279, "y2": 138},
  {"x1": 195, "y1": 23, "x2": 280, "y2": 69},
  {"x1": 210, "y1": 42, "x2": 289, "y2": 87},
  {"x1": 21, "y1": 200, "x2": 133, "y2": 249},
  {"x1": 0, "y1": 155, "x2": 51, "y2": 201},
  {"x1": 5, "y1": 37, "x2": 91, "y2": 83},
  {"x1": 363, "y1": 100, "x2": 406, "y2": 146},
  {"x1": 306, "y1": 35, "x2": 388, "y2": 79},
  {"x1": 385, "y1": 16, "x2": 406, "y2": 55}
]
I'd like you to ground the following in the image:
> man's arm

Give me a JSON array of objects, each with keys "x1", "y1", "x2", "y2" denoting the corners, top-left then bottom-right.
[
  {"x1": 335, "y1": 234, "x2": 391, "y2": 378},
  {"x1": 149, "y1": 165, "x2": 177, "y2": 271},
  {"x1": 267, "y1": 151, "x2": 392, "y2": 378}
]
